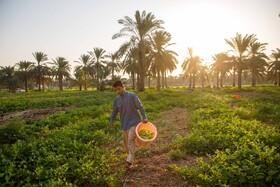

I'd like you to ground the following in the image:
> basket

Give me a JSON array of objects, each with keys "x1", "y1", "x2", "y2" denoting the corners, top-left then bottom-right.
[{"x1": 135, "y1": 121, "x2": 157, "y2": 147}]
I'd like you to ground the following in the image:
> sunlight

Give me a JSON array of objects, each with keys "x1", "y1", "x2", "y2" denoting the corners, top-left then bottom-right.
[
  {"x1": 188, "y1": 3, "x2": 240, "y2": 59},
  {"x1": 165, "y1": 1, "x2": 241, "y2": 66}
]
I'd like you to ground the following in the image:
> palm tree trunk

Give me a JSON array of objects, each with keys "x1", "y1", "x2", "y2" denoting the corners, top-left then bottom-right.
[
  {"x1": 157, "y1": 70, "x2": 161, "y2": 92},
  {"x1": 202, "y1": 76, "x2": 204, "y2": 88},
  {"x1": 136, "y1": 74, "x2": 140, "y2": 90},
  {"x1": 112, "y1": 67, "x2": 114, "y2": 80},
  {"x1": 42, "y1": 75, "x2": 45, "y2": 91},
  {"x1": 232, "y1": 69, "x2": 236, "y2": 87},
  {"x1": 37, "y1": 65, "x2": 41, "y2": 91},
  {"x1": 278, "y1": 71, "x2": 280, "y2": 86},
  {"x1": 138, "y1": 49, "x2": 145, "y2": 92},
  {"x1": 84, "y1": 74, "x2": 87, "y2": 90},
  {"x1": 24, "y1": 75, "x2": 28, "y2": 92},
  {"x1": 164, "y1": 71, "x2": 167, "y2": 88},
  {"x1": 59, "y1": 75, "x2": 63, "y2": 91},
  {"x1": 211, "y1": 74, "x2": 214, "y2": 87},
  {"x1": 148, "y1": 75, "x2": 151, "y2": 88},
  {"x1": 161, "y1": 70, "x2": 164, "y2": 89},
  {"x1": 38, "y1": 75, "x2": 41, "y2": 91},
  {"x1": 192, "y1": 73, "x2": 196, "y2": 89},
  {"x1": 238, "y1": 67, "x2": 242, "y2": 91},
  {"x1": 216, "y1": 71, "x2": 219, "y2": 89},
  {"x1": 220, "y1": 73, "x2": 224, "y2": 88},
  {"x1": 84, "y1": 80, "x2": 87, "y2": 90},
  {"x1": 188, "y1": 74, "x2": 192, "y2": 89},
  {"x1": 132, "y1": 71, "x2": 135, "y2": 90},
  {"x1": 252, "y1": 69, "x2": 256, "y2": 87},
  {"x1": 97, "y1": 66, "x2": 100, "y2": 90}
]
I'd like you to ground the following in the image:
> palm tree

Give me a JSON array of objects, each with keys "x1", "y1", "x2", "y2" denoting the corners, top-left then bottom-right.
[
  {"x1": 268, "y1": 48, "x2": 280, "y2": 86},
  {"x1": 106, "y1": 51, "x2": 120, "y2": 80},
  {"x1": 181, "y1": 48, "x2": 202, "y2": 89},
  {"x1": 113, "y1": 10, "x2": 164, "y2": 92},
  {"x1": 0, "y1": 66, "x2": 18, "y2": 92},
  {"x1": 32, "y1": 52, "x2": 48, "y2": 91},
  {"x1": 0, "y1": 68, "x2": 4, "y2": 89},
  {"x1": 16, "y1": 61, "x2": 34, "y2": 92},
  {"x1": 225, "y1": 33, "x2": 257, "y2": 91},
  {"x1": 73, "y1": 68, "x2": 84, "y2": 91},
  {"x1": 226, "y1": 55, "x2": 238, "y2": 87},
  {"x1": 88, "y1": 47, "x2": 107, "y2": 90},
  {"x1": 42, "y1": 65, "x2": 52, "y2": 91},
  {"x1": 197, "y1": 65, "x2": 209, "y2": 88},
  {"x1": 48, "y1": 66, "x2": 56, "y2": 89},
  {"x1": 211, "y1": 53, "x2": 231, "y2": 88},
  {"x1": 162, "y1": 51, "x2": 178, "y2": 88},
  {"x1": 247, "y1": 41, "x2": 269, "y2": 86},
  {"x1": 150, "y1": 30, "x2": 168, "y2": 91},
  {"x1": 122, "y1": 47, "x2": 139, "y2": 90},
  {"x1": 51, "y1": 57, "x2": 71, "y2": 91},
  {"x1": 149, "y1": 30, "x2": 178, "y2": 91},
  {"x1": 75, "y1": 54, "x2": 91, "y2": 90},
  {"x1": 99, "y1": 64, "x2": 111, "y2": 90}
]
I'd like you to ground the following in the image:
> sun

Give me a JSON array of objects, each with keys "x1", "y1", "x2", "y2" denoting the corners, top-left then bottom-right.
[{"x1": 164, "y1": 1, "x2": 241, "y2": 65}]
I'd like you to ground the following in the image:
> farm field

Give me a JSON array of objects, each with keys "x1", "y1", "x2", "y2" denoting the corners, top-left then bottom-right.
[{"x1": 0, "y1": 86, "x2": 280, "y2": 186}]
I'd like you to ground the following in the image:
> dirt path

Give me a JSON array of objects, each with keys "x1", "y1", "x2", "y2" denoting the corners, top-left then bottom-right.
[
  {"x1": 122, "y1": 108, "x2": 196, "y2": 186},
  {"x1": 0, "y1": 107, "x2": 72, "y2": 124}
]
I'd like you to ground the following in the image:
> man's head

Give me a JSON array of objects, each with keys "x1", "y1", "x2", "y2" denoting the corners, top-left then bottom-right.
[{"x1": 113, "y1": 80, "x2": 124, "y2": 95}]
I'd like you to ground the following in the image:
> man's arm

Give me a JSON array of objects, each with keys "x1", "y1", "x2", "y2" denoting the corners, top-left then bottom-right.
[
  {"x1": 110, "y1": 98, "x2": 118, "y2": 127},
  {"x1": 133, "y1": 94, "x2": 147, "y2": 121}
]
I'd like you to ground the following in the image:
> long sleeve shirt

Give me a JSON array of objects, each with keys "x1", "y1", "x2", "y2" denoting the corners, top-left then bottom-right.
[{"x1": 110, "y1": 90, "x2": 147, "y2": 130}]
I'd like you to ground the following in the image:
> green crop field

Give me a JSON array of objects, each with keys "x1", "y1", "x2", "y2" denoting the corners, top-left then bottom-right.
[{"x1": 0, "y1": 86, "x2": 280, "y2": 186}]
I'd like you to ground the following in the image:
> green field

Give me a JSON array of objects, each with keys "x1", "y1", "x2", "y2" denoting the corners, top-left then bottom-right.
[{"x1": 0, "y1": 86, "x2": 280, "y2": 186}]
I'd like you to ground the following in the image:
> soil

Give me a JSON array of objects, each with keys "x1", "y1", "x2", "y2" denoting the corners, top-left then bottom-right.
[
  {"x1": 0, "y1": 107, "x2": 72, "y2": 124},
  {"x1": 122, "y1": 108, "x2": 197, "y2": 187}
]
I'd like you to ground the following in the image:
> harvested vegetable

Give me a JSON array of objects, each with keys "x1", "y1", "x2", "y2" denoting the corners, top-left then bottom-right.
[{"x1": 139, "y1": 129, "x2": 154, "y2": 140}]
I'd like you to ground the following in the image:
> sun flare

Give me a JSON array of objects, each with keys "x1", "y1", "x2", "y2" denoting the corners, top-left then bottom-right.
[{"x1": 165, "y1": 2, "x2": 241, "y2": 65}]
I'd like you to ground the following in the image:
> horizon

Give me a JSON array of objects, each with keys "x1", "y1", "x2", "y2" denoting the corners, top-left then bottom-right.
[{"x1": 0, "y1": 0, "x2": 280, "y2": 77}]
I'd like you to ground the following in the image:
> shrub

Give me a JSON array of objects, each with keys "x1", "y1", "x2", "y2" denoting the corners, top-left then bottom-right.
[{"x1": 169, "y1": 149, "x2": 185, "y2": 161}]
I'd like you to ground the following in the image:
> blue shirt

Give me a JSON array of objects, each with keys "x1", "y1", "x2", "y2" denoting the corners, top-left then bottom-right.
[{"x1": 110, "y1": 90, "x2": 147, "y2": 130}]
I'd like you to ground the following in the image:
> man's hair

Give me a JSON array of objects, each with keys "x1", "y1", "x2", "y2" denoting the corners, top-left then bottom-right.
[{"x1": 113, "y1": 80, "x2": 124, "y2": 88}]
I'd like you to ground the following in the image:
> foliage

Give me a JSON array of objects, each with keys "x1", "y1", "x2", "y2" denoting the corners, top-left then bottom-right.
[
  {"x1": 171, "y1": 86, "x2": 280, "y2": 186},
  {"x1": 0, "y1": 91, "x2": 115, "y2": 115},
  {"x1": 1, "y1": 86, "x2": 280, "y2": 186},
  {"x1": 0, "y1": 91, "x2": 122, "y2": 186},
  {"x1": 169, "y1": 149, "x2": 185, "y2": 161}
]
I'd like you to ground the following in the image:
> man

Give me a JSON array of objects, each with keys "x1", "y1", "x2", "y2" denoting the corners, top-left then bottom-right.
[{"x1": 110, "y1": 80, "x2": 148, "y2": 168}]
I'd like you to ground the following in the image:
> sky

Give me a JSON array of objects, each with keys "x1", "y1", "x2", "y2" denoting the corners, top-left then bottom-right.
[{"x1": 0, "y1": 0, "x2": 279, "y2": 76}]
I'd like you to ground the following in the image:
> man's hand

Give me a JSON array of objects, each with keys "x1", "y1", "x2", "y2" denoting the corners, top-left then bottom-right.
[
  {"x1": 110, "y1": 122, "x2": 114, "y2": 128},
  {"x1": 142, "y1": 119, "x2": 148, "y2": 123}
]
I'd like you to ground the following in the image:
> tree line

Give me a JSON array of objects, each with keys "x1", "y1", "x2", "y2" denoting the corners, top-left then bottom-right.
[
  {"x1": 183, "y1": 36, "x2": 280, "y2": 91},
  {"x1": 1, "y1": 10, "x2": 280, "y2": 92}
]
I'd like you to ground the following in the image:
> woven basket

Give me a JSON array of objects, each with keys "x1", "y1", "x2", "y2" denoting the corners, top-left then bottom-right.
[{"x1": 135, "y1": 122, "x2": 157, "y2": 147}]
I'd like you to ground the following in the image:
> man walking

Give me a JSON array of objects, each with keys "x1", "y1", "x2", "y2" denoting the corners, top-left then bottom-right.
[{"x1": 110, "y1": 80, "x2": 148, "y2": 168}]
